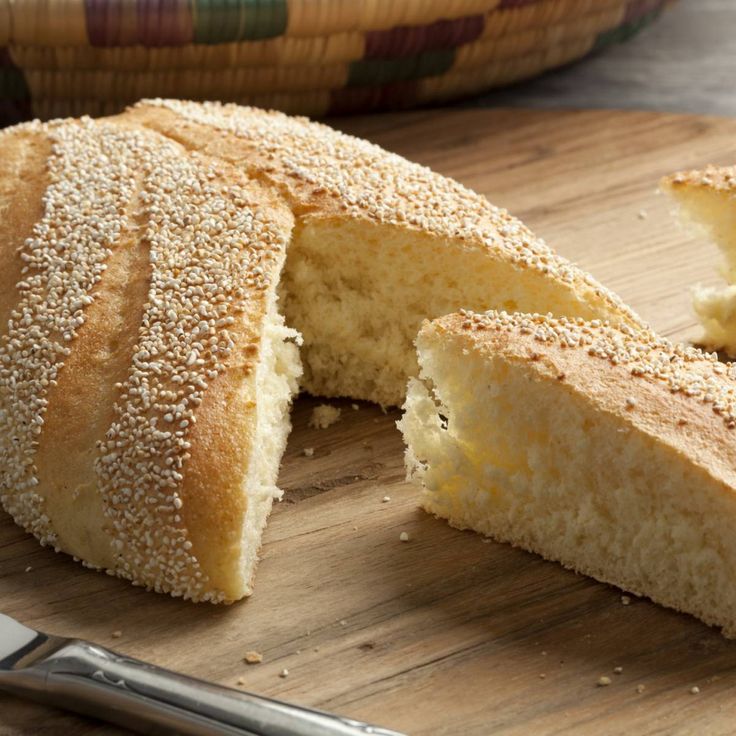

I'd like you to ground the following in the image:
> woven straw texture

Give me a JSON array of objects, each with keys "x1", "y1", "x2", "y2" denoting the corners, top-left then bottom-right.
[{"x1": 0, "y1": 0, "x2": 673, "y2": 124}]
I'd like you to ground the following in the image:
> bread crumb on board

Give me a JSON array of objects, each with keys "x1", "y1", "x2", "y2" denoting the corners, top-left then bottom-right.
[
  {"x1": 279, "y1": 668, "x2": 289, "y2": 678},
  {"x1": 236, "y1": 676, "x2": 247, "y2": 686},
  {"x1": 621, "y1": 595, "x2": 632, "y2": 606},
  {"x1": 244, "y1": 651, "x2": 263, "y2": 664},
  {"x1": 399, "y1": 531, "x2": 410, "y2": 542},
  {"x1": 636, "y1": 684, "x2": 646, "y2": 694},
  {"x1": 690, "y1": 685, "x2": 701, "y2": 694},
  {"x1": 597, "y1": 676, "x2": 612, "y2": 687},
  {"x1": 309, "y1": 404, "x2": 341, "y2": 429},
  {"x1": 111, "y1": 630, "x2": 123, "y2": 639},
  {"x1": 302, "y1": 447, "x2": 314, "y2": 457}
]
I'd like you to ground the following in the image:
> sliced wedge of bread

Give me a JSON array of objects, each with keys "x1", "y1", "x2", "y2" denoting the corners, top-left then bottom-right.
[{"x1": 400, "y1": 310, "x2": 736, "y2": 636}]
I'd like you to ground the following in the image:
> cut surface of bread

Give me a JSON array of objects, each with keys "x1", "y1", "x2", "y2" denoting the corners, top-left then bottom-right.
[
  {"x1": 662, "y1": 165, "x2": 736, "y2": 354},
  {"x1": 0, "y1": 117, "x2": 301, "y2": 602},
  {"x1": 0, "y1": 100, "x2": 643, "y2": 602},
  {"x1": 399, "y1": 310, "x2": 736, "y2": 636},
  {"x1": 120, "y1": 99, "x2": 645, "y2": 407}
]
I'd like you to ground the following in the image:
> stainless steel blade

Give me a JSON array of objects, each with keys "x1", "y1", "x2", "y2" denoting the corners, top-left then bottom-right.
[{"x1": 0, "y1": 613, "x2": 406, "y2": 736}]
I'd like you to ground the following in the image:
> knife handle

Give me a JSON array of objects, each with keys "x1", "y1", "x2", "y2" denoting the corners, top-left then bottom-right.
[{"x1": 4, "y1": 638, "x2": 404, "y2": 736}]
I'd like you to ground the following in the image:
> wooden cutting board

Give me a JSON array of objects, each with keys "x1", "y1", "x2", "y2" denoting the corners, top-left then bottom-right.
[{"x1": 3, "y1": 108, "x2": 736, "y2": 736}]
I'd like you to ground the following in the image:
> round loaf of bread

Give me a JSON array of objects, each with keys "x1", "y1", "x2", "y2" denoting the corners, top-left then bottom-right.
[{"x1": 0, "y1": 101, "x2": 642, "y2": 602}]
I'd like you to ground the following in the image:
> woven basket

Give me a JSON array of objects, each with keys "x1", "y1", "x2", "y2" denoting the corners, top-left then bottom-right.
[{"x1": 0, "y1": 0, "x2": 673, "y2": 125}]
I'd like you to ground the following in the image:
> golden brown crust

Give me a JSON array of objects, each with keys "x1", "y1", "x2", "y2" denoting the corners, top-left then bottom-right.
[
  {"x1": 118, "y1": 99, "x2": 644, "y2": 332},
  {"x1": 661, "y1": 165, "x2": 736, "y2": 195},
  {"x1": 0, "y1": 116, "x2": 294, "y2": 602},
  {"x1": 427, "y1": 311, "x2": 736, "y2": 491}
]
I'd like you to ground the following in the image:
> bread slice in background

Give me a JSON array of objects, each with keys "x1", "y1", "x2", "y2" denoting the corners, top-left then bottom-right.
[
  {"x1": 399, "y1": 310, "x2": 736, "y2": 636},
  {"x1": 662, "y1": 166, "x2": 736, "y2": 354},
  {"x1": 0, "y1": 117, "x2": 301, "y2": 602},
  {"x1": 121, "y1": 99, "x2": 645, "y2": 407}
]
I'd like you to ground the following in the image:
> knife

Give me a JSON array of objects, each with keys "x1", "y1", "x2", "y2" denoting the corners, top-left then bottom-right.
[{"x1": 0, "y1": 613, "x2": 405, "y2": 736}]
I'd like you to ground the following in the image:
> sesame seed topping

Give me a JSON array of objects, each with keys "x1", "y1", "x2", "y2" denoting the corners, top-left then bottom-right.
[
  {"x1": 456, "y1": 310, "x2": 736, "y2": 432},
  {"x1": 139, "y1": 99, "x2": 640, "y2": 329}
]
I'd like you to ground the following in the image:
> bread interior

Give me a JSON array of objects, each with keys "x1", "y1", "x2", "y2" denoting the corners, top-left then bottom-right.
[
  {"x1": 399, "y1": 331, "x2": 736, "y2": 636},
  {"x1": 668, "y1": 185, "x2": 736, "y2": 352},
  {"x1": 238, "y1": 292, "x2": 302, "y2": 595},
  {"x1": 280, "y1": 217, "x2": 616, "y2": 407}
]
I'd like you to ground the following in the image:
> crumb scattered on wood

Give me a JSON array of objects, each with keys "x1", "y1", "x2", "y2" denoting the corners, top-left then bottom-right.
[
  {"x1": 597, "y1": 676, "x2": 612, "y2": 687},
  {"x1": 244, "y1": 651, "x2": 263, "y2": 665},
  {"x1": 24, "y1": 566, "x2": 32, "y2": 573},
  {"x1": 382, "y1": 495, "x2": 391, "y2": 503},
  {"x1": 638, "y1": 209, "x2": 648, "y2": 220},
  {"x1": 111, "y1": 630, "x2": 122, "y2": 639},
  {"x1": 690, "y1": 685, "x2": 700, "y2": 694},
  {"x1": 279, "y1": 668, "x2": 289, "y2": 678},
  {"x1": 621, "y1": 595, "x2": 632, "y2": 606},
  {"x1": 539, "y1": 673, "x2": 546, "y2": 679},
  {"x1": 309, "y1": 404, "x2": 341, "y2": 429},
  {"x1": 636, "y1": 684, "x2": 646, "y2": 694},
  {"x1": 399, "y1": 531, "x2": 410, "y2": 542},
  {"x1": 352, "y1": 403, "x2": 359, "y2": 411},
  {"x1": 614, "y1": 666, "x2": 623, "y2": 675},
  {"x1": 302, "y1": 447, "x2": 314, "y2": 457}
]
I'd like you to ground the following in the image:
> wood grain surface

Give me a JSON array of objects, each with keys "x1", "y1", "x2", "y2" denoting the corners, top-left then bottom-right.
[{"x1": 3, "y1": 108, "x2": 736, "y2": 736}]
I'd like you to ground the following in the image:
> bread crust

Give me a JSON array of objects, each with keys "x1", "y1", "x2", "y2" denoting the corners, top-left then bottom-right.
[
  {"x1": 118, "y1": 99, "x2": 645, "y2": 332},
  {"x1": 427, "y1": 311, "x2": 736, "y2": 491},
  {"x1": 0, "y1": 116, "x2": 294, "y2": 602}
]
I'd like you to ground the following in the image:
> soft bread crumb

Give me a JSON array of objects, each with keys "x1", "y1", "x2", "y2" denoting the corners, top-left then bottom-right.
[
  {"x1": 597, "y1": 676, "x2": 612, "y2": 687},
  {"x1": 279, "y1": 668, "x2": 289, "y2": 678},
  {"x1": 399, "y1": 531, "x2": 410, "y2": 542},
  {"x1": 309, "y1": 404, "x2": 341, "y2": 429},
  {"x1": 382, "y1": 496, "x2": 391, "y2": 503},
  {"x1": 302, "y1": 447, "x2": 314, "y2": 457},
  {"x1": 24, "y1": 566, "x2": 32, "y2": 573},
  {"x1": 111, "y1": 630, "x2": 122, "y2": 639},
  {"x1": 236, "y1": 677, "x2": 247, "y2": 686},
  {"x1": 636, "y1": 684, "x2": 646, "y2": 694},
  {"x1": 613, "y1": 666, "x2": 623, "y2": 674},
  {"x1": 244, "y1": 651, "x2": 263, "y2": 664},
  {"x1": 621, "y1": 596, "x2": 632, "y2": 606},
  {"x1": 690, "y1": 685, "x2": 701, "y2": 694}
]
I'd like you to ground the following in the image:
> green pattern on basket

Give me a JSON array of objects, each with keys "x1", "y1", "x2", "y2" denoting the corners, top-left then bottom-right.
[
  {"x1": 193, "y1": 0, "x2": 287, "y2": 43},
  {"x1": 348, "y1": 50, "x2": 455, "y2": 87},
  {"x1": 0, "y1": 0, "x2": 676, "y2": 124},
  {"x1": 595, "y1": 0, "x2": 666, "y2": 50}
]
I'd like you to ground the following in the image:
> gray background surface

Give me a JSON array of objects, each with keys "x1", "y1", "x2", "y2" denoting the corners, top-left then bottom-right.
[{"x1": 470, "y1": 0, "x2": 735, "y2": 116}]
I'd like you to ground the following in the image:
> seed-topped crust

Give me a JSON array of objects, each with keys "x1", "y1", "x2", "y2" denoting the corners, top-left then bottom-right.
[
  {"x1": 429, "y1": 310, "x2": 736, "y2": 489},
  {"x1": 662, "y1": 165, "x2": 736, "y2": 193},
  {"x1": 120, "y1": 99, "x2": 644, "y2": 331},
  {"x1": 0, "y1": 116, "x2": 294, "y2": 601}
]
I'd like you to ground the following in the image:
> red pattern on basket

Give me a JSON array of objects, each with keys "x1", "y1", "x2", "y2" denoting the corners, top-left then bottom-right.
[
  {"x1": 85, "y1": 0, "x2": 194, "y2": 47},
  {"x1": 330, "y1": 80, "x2": 420, "y2": 115},
  {"x1": 365, "y1": 15, "x2": 484, "y2": 59}
]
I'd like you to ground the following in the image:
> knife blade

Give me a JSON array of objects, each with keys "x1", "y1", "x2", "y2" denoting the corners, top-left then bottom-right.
[{"x1": 0, "y1": 613, "x2": 405, "y2": 736}]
